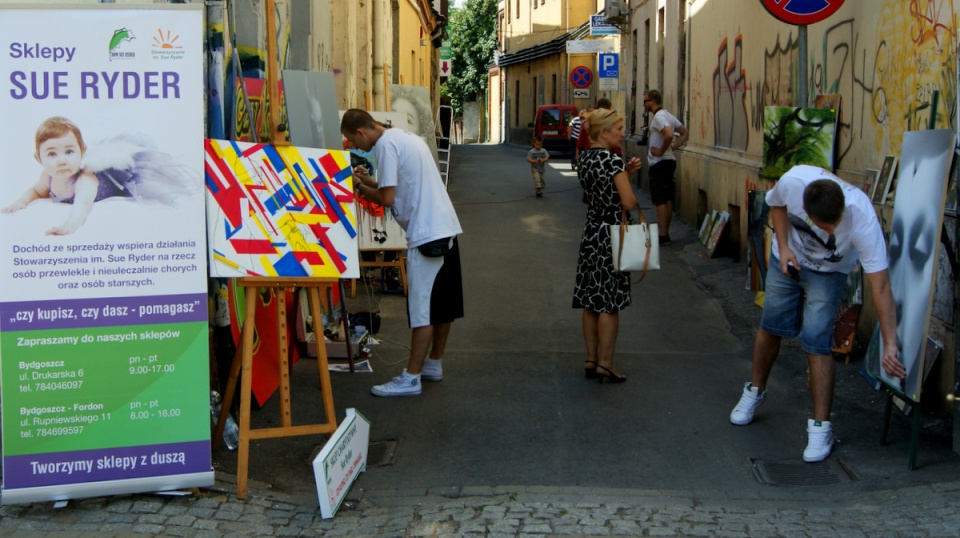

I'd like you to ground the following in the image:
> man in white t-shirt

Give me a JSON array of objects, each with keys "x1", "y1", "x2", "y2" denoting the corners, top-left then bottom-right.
[
  {"x1": 729, "y1": 165, "x2": 903, "y2": 462},
  {"x1": 643, "y1": 89, "x2": 687, "y2": 245},
  {"x1": 341, "y1": 109, "x2": 464, "y2": 397}
]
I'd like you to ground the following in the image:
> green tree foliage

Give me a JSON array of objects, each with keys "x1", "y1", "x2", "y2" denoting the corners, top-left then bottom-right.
[{"x1": 442, "y1": 0, "x2": 498, "y2": 115}]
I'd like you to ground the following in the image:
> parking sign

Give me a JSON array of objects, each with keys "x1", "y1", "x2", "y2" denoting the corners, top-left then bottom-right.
[{"x1": 598, "y1": 53, "x2": 618, "y2": 78}]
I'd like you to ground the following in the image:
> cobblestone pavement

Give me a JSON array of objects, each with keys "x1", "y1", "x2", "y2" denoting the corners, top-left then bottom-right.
[{"x1": 3, "y1": 476, "x2": 960, "y2": 536}]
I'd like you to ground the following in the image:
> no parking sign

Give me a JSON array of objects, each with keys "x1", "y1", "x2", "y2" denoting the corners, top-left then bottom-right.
[
  {"x1": 759, "y1": 0, "x2": 844, "y2": 25},
  {"x1": 570, "y1": 66, "x2": 593, "y2": 89}
]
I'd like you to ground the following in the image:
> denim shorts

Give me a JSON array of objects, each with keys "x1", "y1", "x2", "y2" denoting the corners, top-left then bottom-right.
[{"x1": 760, "y1": 256, "x2": 848, "y2": 355}]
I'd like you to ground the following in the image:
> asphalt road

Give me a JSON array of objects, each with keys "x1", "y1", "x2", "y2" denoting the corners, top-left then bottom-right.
[{"x1": 213, "y1": 142, "x2": 960, "y2": 503}]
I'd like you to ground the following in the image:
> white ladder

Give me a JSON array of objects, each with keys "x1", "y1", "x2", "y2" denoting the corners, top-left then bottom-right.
[{"x1": 436, "y1": 105, "x2": 453, "y2": 186}]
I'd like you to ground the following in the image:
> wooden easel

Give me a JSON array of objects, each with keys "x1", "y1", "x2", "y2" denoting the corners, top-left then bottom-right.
[
  {"x1": 214, "y1": 278, "x2": 339, "y2": 498},
  {"x1": 352, "y1": 249, "x2": 407, "y2": 297},
  {"x1": 212, "y1": 0, "x2": 348, "y2": 499}
]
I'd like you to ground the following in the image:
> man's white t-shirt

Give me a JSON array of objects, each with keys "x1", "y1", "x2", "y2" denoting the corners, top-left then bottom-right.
[
  {"x1": 647, "y1": 109, "x2": 683, "y2": 166},
  {"x1": 374, "y1": 128, "x2": 462, "y2": 248},
  {"x1": 766, "y1": 165, "x2": 887, "y2": 274}
]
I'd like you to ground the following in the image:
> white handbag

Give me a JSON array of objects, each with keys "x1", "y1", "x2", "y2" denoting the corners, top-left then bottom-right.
[{"x1": 610, "y1": 208, "x2": 660, "y2": 278}]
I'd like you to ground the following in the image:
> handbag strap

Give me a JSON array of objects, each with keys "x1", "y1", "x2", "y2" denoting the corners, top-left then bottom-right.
[{"x1": 618, "y1": 208, "x2": 652, "y2": 281}]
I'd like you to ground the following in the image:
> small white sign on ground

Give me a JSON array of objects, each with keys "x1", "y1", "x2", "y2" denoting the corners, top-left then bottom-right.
[{"x1": 313, "y1": 408, "x2": 371, "y2": 519}]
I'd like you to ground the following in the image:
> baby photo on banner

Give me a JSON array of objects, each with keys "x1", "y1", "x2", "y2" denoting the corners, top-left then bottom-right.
[
  {"x1": 205, "y1": 139, "x2": 360, "y2": 278},
  {"x1": 0, "y1": 4, "x2": 211, "y2": 505}
]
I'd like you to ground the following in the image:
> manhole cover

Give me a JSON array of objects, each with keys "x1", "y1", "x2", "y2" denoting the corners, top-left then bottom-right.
[
  {"x1": 367, "y1": 439, "x2": 399, "y2": 467},
  {"x1": 749, "y1": 457, "x2": 857, "y2": 486}
]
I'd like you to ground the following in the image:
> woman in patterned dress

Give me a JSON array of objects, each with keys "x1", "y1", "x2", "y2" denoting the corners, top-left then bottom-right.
[{"x1": 573, "y1": 109, "x2": 642, "y2": 383}]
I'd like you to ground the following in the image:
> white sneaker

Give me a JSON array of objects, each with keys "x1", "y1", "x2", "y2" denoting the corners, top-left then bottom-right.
[
  {"x1": 371, "y1": 370, "x2": 421, "y2": 397},
  {"x1": 730, "y1": 382, "x2": 766, "y2": 425},
  {"x1": 421, "y1": 358, "x2": 443, "y2": 381},
  {"x1": 803, "y1": 419, "x2": 834, "y2": 462}
]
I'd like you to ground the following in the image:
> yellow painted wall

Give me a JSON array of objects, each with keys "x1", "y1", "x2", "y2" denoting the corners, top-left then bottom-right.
[
  {"x1": 488, "y1": 67, "x2": 502, "y2": 142},
  {"x1": 503, "y1": 0, "x2": 602, "y2": 51},
  {"x1": 398, "y1": 3, "x2": 427, "y2": 88}
]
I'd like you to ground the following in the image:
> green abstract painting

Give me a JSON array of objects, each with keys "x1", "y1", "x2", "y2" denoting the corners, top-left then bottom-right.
[{"x1": 761, "y1": 106, "x2": 837, "y2": 179}]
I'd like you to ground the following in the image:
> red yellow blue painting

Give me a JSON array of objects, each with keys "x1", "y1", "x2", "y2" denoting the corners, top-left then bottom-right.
[{"x1": 204, "y1": 139, "x2": 359, "y2": 278}]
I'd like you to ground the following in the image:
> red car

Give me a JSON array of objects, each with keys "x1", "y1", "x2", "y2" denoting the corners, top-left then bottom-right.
[{"x1": 529, "y1": 104, "x2": 578, "y2": 156}]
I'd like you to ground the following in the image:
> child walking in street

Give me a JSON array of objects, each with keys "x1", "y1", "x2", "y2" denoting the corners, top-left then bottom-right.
[{"x1": 527, "y1": 136, "x2": 550, "y2": 198}]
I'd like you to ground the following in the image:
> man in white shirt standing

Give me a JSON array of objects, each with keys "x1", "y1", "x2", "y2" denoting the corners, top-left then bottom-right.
[
  {"x1": 341, "y1": 109, "x2": 464, "y2": 397},
  {"x1": 729, "y1": 165, "x2": 904, "y2": 462},
  {"x1": 643, "y1": 89, "x2": 688, "y2": 245}
]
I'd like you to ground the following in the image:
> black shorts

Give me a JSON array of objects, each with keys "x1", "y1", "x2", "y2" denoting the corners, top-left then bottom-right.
[
  {"x1": 407, "y1": 237, "x2": 464, "y2": 328},
  {"x1": 649, "y1": 160, "x2": 677, "y2": 205}
]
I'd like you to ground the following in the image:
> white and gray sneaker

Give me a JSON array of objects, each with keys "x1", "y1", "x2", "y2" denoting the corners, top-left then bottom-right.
[
  {"x1": 421, "y1": 358, "x2": 443, "y2": 381},
  {"x1": 803, "y1": 419, "x2": 834, "y2": 462},
  {"x1": 730, "y1": 382, "x2": 766, "y2": 425},
  {"x1": 371, "y1": 370, "x2": 421, "y2": 397}
]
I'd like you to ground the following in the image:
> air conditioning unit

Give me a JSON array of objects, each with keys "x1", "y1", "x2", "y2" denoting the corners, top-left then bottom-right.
[{"x1": 604, "y1": 0, "x2": 628, "y2": 22}]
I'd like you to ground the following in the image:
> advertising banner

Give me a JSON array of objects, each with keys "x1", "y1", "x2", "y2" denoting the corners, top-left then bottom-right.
[{"x1": 0, "y1": 5, "x2": 211, "y2": 504}]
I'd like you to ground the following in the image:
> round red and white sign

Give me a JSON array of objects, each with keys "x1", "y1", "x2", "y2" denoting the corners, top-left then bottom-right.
[
  {"x1": 570, "y1": 66, "x2": 593, "y2": 89},
  {"x1": 760, "y1": 0, "x2": 844, "y2": 26}
]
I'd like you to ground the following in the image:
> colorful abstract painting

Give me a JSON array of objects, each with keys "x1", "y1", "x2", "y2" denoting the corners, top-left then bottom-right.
[
  {"x1": 205, "y1": 139, "x2": 359, "y2": 278},
  {"x1": 761, "y1": 106, "x2": 837, "y2": 179},
  {"x1": 234, "y1": 78, "x2": 288, "y2": 143}
]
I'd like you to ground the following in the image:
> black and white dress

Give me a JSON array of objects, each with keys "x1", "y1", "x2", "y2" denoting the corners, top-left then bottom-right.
[{"x1": 572, "y1": 147, "x2": 631, "y2": 313}]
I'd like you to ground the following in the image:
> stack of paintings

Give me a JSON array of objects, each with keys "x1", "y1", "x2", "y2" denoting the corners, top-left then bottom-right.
[
  {"x1": 698, "y1": 210, "x2": 729, "y2": 258},
  {"x1": 872, "y1": 156, "x2": 899, "y2": 205}
]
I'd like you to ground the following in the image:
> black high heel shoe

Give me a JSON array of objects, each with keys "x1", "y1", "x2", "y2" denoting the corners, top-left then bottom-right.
[
  {"x1": 596, "y1": 365, "x2": 627, "y2": 384},
  {"x1": 584, "y1": 360, "x2": 598, "y2": 379}
]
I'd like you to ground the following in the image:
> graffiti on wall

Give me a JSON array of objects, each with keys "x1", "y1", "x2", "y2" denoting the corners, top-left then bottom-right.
[
  {"x1": 752, "y1": 2, "x2": 959, "y2": 168},
  {"x1": 747, "y1": 32, "x2": 799, "y2": 136},
  {"x1": 874, "y1": 0, "x2": 957, "y2": 149},
  {"x1": 690, "y1": 66, "x2": 712, "y2": 140},
  {"x1": 713, "y1": 36, "x2": 750, "y2": 151},
  {"x1": 813, "y1": 20, "x2": 866, "y2": 167},
  {"x1": 758, "y1": 33, "x2": 799, "y2": 112}
]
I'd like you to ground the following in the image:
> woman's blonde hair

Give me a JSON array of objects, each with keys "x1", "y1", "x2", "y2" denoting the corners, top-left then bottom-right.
[{"x1": 586, "y1": 108, "x2": 622, "y2": 140}]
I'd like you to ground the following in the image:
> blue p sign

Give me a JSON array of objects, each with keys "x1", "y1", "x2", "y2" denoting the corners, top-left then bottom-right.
[{"x1": 598, "y1": 53, "x2": 618, "y2": 78}]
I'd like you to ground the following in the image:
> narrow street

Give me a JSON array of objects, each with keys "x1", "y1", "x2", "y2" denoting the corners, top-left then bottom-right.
[
  {"x1": 222, "y1": 142, "x2": 960, "y2": 499},
  {"x1": 3, "y1": 143, "x2": 959, "y2": 536}
]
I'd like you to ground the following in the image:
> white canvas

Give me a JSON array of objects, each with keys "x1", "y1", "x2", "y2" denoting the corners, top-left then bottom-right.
[{"x1": 282, "y1": 70, "x2": 341, "y2": 150}]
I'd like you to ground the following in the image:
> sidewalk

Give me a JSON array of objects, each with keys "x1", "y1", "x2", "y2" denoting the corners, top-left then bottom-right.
[
  {"x1": 3, "y1": 474, "x2": 960, "y2": 536},
  {"x1": 2, "y1": 143, "x2": 959, "y2": 537}
]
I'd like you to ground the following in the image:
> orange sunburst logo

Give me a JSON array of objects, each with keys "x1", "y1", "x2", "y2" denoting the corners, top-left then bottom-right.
[{"x1": 152, "y1": 28, "x2": 182, "y2": 49}]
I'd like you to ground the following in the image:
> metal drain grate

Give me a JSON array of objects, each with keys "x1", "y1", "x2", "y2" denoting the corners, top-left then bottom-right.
[
  {"x1": 749, "y1": 458, "x2": 857, "y2": 486},
  {"x1": 367, "y1": 439, "x2": 399, "y2": 467}
]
